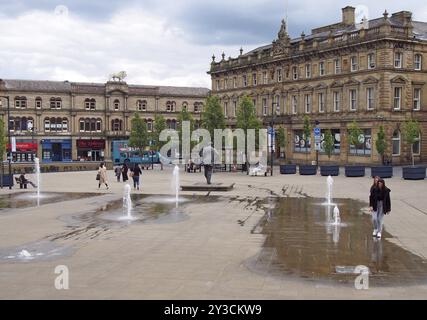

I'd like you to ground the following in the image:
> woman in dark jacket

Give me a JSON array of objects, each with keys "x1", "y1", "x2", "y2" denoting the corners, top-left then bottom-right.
[
  {"x1": 369, "y1": 178, "x2": 391, "y2": 239},
  {"x1": 122, "y1": 164, "x2": 129, "y2": 182}
]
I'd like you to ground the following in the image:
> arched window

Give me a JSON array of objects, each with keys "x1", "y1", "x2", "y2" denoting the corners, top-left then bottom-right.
[
  {"x1": 392, "y1": 129, "x2": 401, "y2": 156},
  {"x1": 50, "y1": 97, "x2": 62, "y2": 109},
  {"x1": 96, "y1": 118, "x2": 102, "y2": 132},
  {"x1": 45, "y1": 118, "x2": 51, "y2": 132},
  {"x1": 182, "y1": 102, "x2": 188, "y2": 111},
  {"x1": 194, "y1": 102, "x2": 203, "y2": 113},
  {"x1": 62, "y1": 118, "x2": 68, "y2": 132},
  {"x1": 15, "y1": 96, "x2": 27, "y2": 109},
  {"x1": 137, "y1": 100, "x2": 147, "y2": 111},
  {"x1": 85, "y1": 98, "x2": 96, "y2": 110},
  {"x1": 111, "y1": 119, "x2": 122, "y2": 131},
  {"x1": 146, "y1": 118, "x2": 153, "y2": 132},
  {"x1": 79, "y1": 118, "x2": 101, "y2": 132},
  {"x1": 44, "y1": 117, "x2": 65, "y2": 132},
  {"x1": 166, "y1": 101, "x2": 175, "y2": 112},
  {"x1": 114, "y1": 99, "x2": 120, "y2": 111},
  {"x1": 35, "y1": 97, "x2": 42, "y2": 109},
  {"x1": 166, "y1": 119, "x2": 177, "y2": 130}
]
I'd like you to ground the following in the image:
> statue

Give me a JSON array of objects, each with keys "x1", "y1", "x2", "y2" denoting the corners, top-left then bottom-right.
[{"x1": 109, "y1": 71, "x2": 127, "y2": 82}]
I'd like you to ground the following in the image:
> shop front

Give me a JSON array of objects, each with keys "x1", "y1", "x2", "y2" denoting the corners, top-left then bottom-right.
[
  {"x1": 41, "y1": 139, "x2": 72, "y2": 162},
  {"x1": 76, "y1": 139, "x2": 105, "y2": 162},
  {"x1": 6, "y1": 140, "x2": 38, "y2": 163}
]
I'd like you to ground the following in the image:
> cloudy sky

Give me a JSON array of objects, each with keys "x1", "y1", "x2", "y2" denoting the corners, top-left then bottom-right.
[{"x1": 0, "y1": 0, "x2": 426, "y2": 88}]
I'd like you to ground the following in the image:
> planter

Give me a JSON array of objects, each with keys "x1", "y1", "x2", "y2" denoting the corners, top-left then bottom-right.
[
  {"x1": 345, "y1": 166, "x2": 365, "y2": 177},
  {"x1": 402, "y1": 166, "x2": 426, "y2": 180},
  {"x1": 280, "y1": 164, "x2": 297, "y2": 174},
  {"x1": 371, "y1": 166, "x2": 393, "y2": 178},
  {"x1": 320, "y1": 165, "x2": 340, "y2": 176},
  {"x1": 299, "y1": 165, "x2": 317, "y2": 175}
]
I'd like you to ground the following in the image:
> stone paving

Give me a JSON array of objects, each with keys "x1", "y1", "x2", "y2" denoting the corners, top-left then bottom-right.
[{"x1": 0, "y1": 165, "x2": 427, "y2": 299}]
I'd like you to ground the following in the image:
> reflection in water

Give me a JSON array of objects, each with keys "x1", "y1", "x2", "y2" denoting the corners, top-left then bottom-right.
[{"x1": 248, "y1": 197, "x2": 427, "y2": 286}]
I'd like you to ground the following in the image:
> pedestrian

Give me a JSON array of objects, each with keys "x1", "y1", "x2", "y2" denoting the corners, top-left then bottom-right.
[
  {"x1": 98, "y1": 162, "x2": 109, "y2": 190},
  {"x1": 201, "y1": 143, "x2": 219, "y2": 185},
  {"x1": 132, "y1": 163, "x2": 142, "y2": 190},
  {"x1": 369, "y1": 178, "x2": 391, "y2": 239},
  {"x1": 114, "y1": 166, "x2": 122, "y2": 182},
  {"x1": 122, "y1": 163, "x2": 129, "y2": 182},
  {"x1": 18, "y1": 171, "x2": 37, "y2": 189}
]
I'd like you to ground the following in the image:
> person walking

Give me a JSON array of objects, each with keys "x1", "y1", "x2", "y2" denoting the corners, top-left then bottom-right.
[
  {"x1": 122, "y1": 163, "x2": 129, "y2": 182},
  {"x1": 201, "y1": 143, "x2": 219, "y2": 185},
  {"x1": 132, "y1": 163, "x2": 142, "y2": 190},
  {"x1": 114, "y1": 166, "x2": 122, "y2": 182},
  {"x1": 369, "y1": 178, "x2": 391, "y2": 239},
  {"x1": 98, "y1": 162, "x2": 109, "y2": 190}
]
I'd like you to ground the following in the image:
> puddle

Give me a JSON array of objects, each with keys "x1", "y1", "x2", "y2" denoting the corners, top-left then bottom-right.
[
  {"x1": 247, "y1": 197, "x2": 427, "y2": 287},
  {"x1": 0, "y1": 192, "x2": 102, "y2": 210}
]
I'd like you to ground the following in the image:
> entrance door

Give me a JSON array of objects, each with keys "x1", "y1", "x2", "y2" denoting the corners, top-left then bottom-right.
[{"x1": 51, "y1": 143, "x2": 62, "y2": 161}]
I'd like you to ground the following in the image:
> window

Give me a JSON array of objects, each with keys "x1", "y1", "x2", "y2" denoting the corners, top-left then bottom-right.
[
  {"x1": 292, "y1": 95, "x2": 298, "y2": 114},
  {"x1": 112, "y1": 119, "x2": 122, "y2": 131},
  {"x1": 413, "y1": 133, "x2": 421, "y2": 155},
  {"x1": 414, "y1": 54, "x2": 422, "y2": 71},
  {"x1": 166, "y1": 119, "x2": 177, "y2": 130},
  {"x1": 96, "y1": 119, "x2": 101, "y2": 132},
  {"x1": 85, "y1": 98, "x2": 96, "y2": 110},
  {"x1": 294, "y1": 130, "x2": 311, "y2": 153},
  {"x1": 44, "y1": 117, "x2": 67, "y2": 132},
  {"x1": 304, "y1": 94, "x2": 311, "y2": 113},
  {"x1": 394, "y1": 52, "x2": 403, "y2": 68},
  {"x1": 15, "y1": 96, "x2": 27, "y2": 108},
  {"x1": 35, "y1": 97, "x2": 42, "y2": 109},
  {"x1": 334, "y1": 59, "x2": 341, "y2": 74},
  {"x1": 275, "y1": 95, "x2": 280, "y2": 115},
  {"x1": 319, "y1": 62, "x2": 325, "y2": 76},
  {"x1": 114, "y1": 99, "x2": 120, "y2": 111},
  {"x1": 320, "y1": 129, "x2": 341, "y2": 154},
  {"x1": 262, "y1": 98, "x2": 267, "y2": 116},
  {"x1": 318, "y1": 93, "x2": 325, "y2": 113},
  {"x1": 233, "y1": 77, "x2": 237, "y2": 88},
  {"x1": 367, "y1": 53, "x2": 376, "y2": 69},
  {"x1": 292, "y1": 66, "x2": 298, "y2": 80},
  {"x1": 351, "y1": 56, "x2": 358, "y2": 72},
  {"x1": 224, "y1": 78, "x2": 228, "y2": 90},
  {"x1": 146, "y1": 119, "x2": 153, "y2": 132},
  {"x1": 194, "y1": 102, "x2": 202, "y2": 113},
  {"x1": 349, "y1": 89, "x2": 357, "y2": 111},
  {"x1": 349, "y1": 129, "x2": 371, "y2": 156},
  {"x1": 367, "y1": 88, "x2": 374, "y2": 110},
  {"x1": 79, "y1": 119, "x2": 84, "y2": 132},
  {"x1": 305, "y1": 65, "x2": 311, "y2": 78},
  {"x1": 50, "y1": 97, "x2": 62, "y2": 109},
  {"x1": 252, "y1": 73, "x2": 257, "y2": 86},
  {"x1": 45, "y1": 119, "x2": 51, "y2": 132},
  {"x1": 166, "y1": 101, "x2": 175, "y2": 112},
  {"x1": 333, "y1": 92, "x2": 340, "y2": 112},
  {"x1": 263, "y1": 71, "x2": 268, "y2": 85},
  {"x1": 137, "y1": 100, "x2": 147, "y2": 111},
  {"x1": 413, "y1": 88, "x2": 421, "y2": 111},
  {"x1": 394, "y1": 87, "x2": 402, "y2": 110},
  {"x1": 79, "y1": 118, "x2": 101, "y2": 132},
  {"x1": 243, "y1": 75, "x2": 248, "y2": 87},
  {"x1": 233, "y1": 101, "x2": 237, "y2": 117},
  {"x1": 62, "y1": 119, "x2": 68, "y2": 132},
  {"x1": 9, "y1": 117, "x2": 34, "y2": 132},
  {"x1": 392, "y1": 130, "x2": 401, "y2": 156},
  {"x1": 216, "y1": 80, "x2": 220, "y2": 91},
  {"x1": 277, "y1": 69, "x2": 282, "y2": 82},
  {"x1": 224, "y1": 102, "x2": 228, "y2": 117}
]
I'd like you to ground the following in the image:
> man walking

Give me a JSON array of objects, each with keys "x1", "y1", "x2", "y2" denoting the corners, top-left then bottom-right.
[{"x1": 201, "y1": 143, "x2": 219, "y2": 185}]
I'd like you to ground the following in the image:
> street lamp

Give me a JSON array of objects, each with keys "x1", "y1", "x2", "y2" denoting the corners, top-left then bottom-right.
[{"x1": 0, "y1": 96, "x2": 12, "y2": 189}]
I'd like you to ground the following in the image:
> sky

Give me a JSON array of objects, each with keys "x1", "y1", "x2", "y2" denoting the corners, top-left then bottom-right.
[{"x1": 0, "y1": 0, "x2": 426, "y2": 88}]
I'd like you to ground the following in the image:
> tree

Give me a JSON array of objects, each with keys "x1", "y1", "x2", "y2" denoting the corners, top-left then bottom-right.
[
  {"x1": 402, "y1": 119, "x2": 421, "y2": 166},
  {"x1": 236, "y1": 95, "x2": 262, "y2": 171},
  {"x1": 128, "y1": 113, "x2": 148, "y2": 153},
  {"x1": 201, "y1": 96, "x2": 226, "y2": 138},
  {"x1": 0, "y1": 119, "x2": 6, "y2": 187},
  {"x1": 303, "y1": 115, "x2": 311, "y2": 164},
  {"x1": 276, "y1": 127, "x2": 286, "y2": 159},
  {"x1": 177, "y1": 107, "x2": 195, "y2": 152},
  {"x1": 375, "y1": 125, "x2": 387, "y2": 165},
  {"x1": 151, "y1": 114, "x2": 167, "y2": 151},
  {"x1": 323, "y1": 129, "x2": 335, "y2": 160},
  {"x1": 348, "y1": 120, "x2": 363, "y2": 164}
]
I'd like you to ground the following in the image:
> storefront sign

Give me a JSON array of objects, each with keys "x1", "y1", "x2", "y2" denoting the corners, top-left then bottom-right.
[
  {"x1": 7, "y1": 142, "x2": 38, "y2": 152},
  {"x1": 77, "y1": 139, "x2": 105, "y2": 149}
]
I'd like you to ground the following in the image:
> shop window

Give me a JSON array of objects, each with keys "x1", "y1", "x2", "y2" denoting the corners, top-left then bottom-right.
[
  {"x1": 349, "y1": 129, "x2": 371, "y2": 156},
  {"x1": 294, "y1": 130, "x2": 311, "y2": 153},
  {"x1": 320, "y1": 129, "x2": 341, "y2": 154}
]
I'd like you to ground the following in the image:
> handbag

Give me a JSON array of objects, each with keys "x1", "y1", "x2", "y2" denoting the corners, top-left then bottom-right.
[{"x1": 96, "y1": 173, "x2": 100, "y2": 181}]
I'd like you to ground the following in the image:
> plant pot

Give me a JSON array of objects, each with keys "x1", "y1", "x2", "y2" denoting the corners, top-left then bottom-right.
[
  {"x1": 402, "y1": 166, "x2": 426, "y2": 180},
  {"x1": 320, "y1": 165, "x2": 339, "y2": 176},
  {"x1": 371, "y1": 166, "x2": 393, "y2": 178},
  {"x1": 299, "y1": 165, "x2": 317, "y2": 175},
  {"x1": 345, "y1": 166, "x2": 365, "y2": 177},
  {"x1": 280, "y1": 164, "x2": 297, "y2": 174}
]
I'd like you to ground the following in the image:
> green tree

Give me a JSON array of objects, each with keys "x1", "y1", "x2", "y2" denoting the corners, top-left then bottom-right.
[
  {"x1": 151, "y1": 114, "x2": 167, "y2": 151},
  {"x1": 402, "y1": 119, "x2": 421, "y2": 166},
  {"x1": 128, "y1": 113, "x2": 148, "y2": 153},
  {"x1": 201, "y1": 96, "x2": 226, "y2": 138},
  {"x1": 0, "y1": 119, "x2": 6, "y2": 187},
  {"x1": 303, "y1": 115, "x2": 311, "y2": 164},
  {"x1": 323, "y1": 129, "x2": 335, "y2": 160},
  {"x1": 276, "y1": 127, "x2": 286, "y2": 159},
  {"x1": 375, "y1": 125, "x2": 387, "y2": 165},
  {"x1": 348, "y1": 120, "x2": 363, "y2": 164},
  {"x1": 236, "y1": 95, "x2": 262, "y2": 170},
  {"x1": 177, "y1": 107, "x2": 195, "y2": 151}
]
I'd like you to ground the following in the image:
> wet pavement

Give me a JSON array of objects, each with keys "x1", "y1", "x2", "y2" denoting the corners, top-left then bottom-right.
[{"x1": 247, "y1": 197, "x2": 427, "y2": 287}]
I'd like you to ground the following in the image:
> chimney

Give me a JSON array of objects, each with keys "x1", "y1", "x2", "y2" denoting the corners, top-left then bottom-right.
[
  {"x1": 342, "y1": 6, "x2": 355, "y2": 25},
  {"x1": 391, "y1": 11, "x2": 412, "y2": 24}
]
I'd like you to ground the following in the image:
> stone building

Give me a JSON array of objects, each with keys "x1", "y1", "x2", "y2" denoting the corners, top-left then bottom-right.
[
  {"x1": 0, "y1": 79, "x2": 209, "y2": 163},
  {"x1": 208, "y1": 6, "x2": 427, "y2": 165}
]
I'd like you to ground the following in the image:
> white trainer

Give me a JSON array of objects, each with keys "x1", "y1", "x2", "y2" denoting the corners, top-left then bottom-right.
[
  {"x1": 377, "y1": 232, "x2": 382, "y2": 239},
  {"x1": 372, "y1": 230, "x2": 377, "y2": 236}
]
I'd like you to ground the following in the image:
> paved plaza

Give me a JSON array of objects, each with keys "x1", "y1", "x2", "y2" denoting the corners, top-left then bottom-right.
[{"x1": 1, "y1": 166, "x2": 427, "y2": 299}]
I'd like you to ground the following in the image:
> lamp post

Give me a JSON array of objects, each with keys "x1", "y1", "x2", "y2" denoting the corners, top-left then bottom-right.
[{"x1": 0, "y1": 96, "x2": 12, "y2": 189}]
